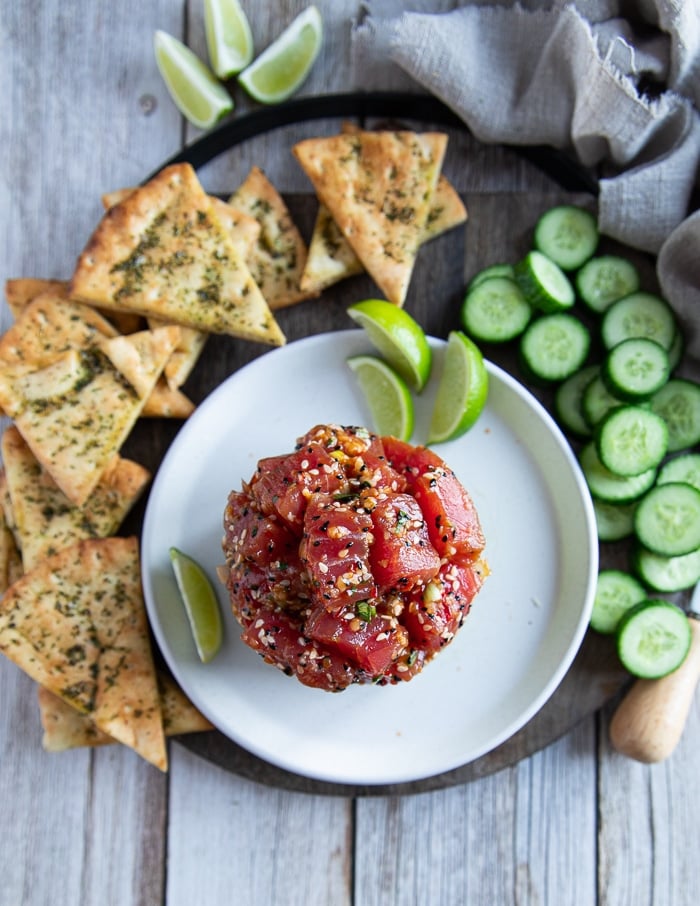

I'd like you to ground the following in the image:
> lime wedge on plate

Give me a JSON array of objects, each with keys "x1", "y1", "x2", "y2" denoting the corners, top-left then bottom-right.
[
  {"x1": 154, "y1": 29, "x2": 233, "y2": 129},
  {"x1": 347, "y1": 354, "x2": 414, "y2": 441},
  {"x1": 204, "y1": 0, "x2": 254, "y2": 78},
  {"x1": 428, "y1": 331, "x2": 489, "y2": 443},
  {"x1": 238, "y1": 5, "x2": 323, "y2": 104},
  {"x1": 170, "y1": 547, "x2": 223, "y2": 663},
  {"x1": 347, "y1": 299, "x2": 432, "y2": 392}
]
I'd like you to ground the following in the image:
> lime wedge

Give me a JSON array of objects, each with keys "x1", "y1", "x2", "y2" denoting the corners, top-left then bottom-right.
[
  {"x1": 154, "y1": 30, "x2": 233, "y2": 130},
  {"x1": 238, "y1": 5, "x2": 323, "y2": 104},
  {"x1": 204, "y1": 0, "x2": 254, "y2": 78},
  {"x1": 347, "y1": 354, "x2": 414, "y2": 441},
  {"x1": 170, "y1": 547, "x2": 223, "y2": 663},
  {"x1": 347, "y1": 299, "x2": 432, "y2": 392},
  {"x1": 428, "y1": 331, "x2": 489, "y2": 444}
]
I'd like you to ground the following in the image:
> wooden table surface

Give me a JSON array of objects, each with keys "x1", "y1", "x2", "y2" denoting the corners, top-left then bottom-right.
[{"x1": 2, "y1": 2, "x2": 698, "y2": 904}]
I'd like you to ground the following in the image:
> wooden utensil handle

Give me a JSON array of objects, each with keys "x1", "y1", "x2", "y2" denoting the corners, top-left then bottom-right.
[{"x1": 609, "y1": 616, "x2": 700, "y2": 763}]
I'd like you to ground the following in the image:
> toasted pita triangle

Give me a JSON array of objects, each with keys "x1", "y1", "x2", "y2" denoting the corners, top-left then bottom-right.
[
  {"x1": 1, "y1": 425, "x2": 150, "y2": 571},
  {"x1": 70, "y1": 163, "x2": 285, "y2": 345},
  {"x1": 141, "y1": 378, "x2": 195, "y2": 418},
  {"x1": 38, "y1": 670, "x2": 212, "y2": 751},
  {"x1": 293, "y1": 131, "x2": 448, "y2": 305},
  {"x1": 228, "y1": 166, "x2": 318, "y2": 310},
  {"x1": 0, "y1": 537, "x2": 167, "y2": 770},
  {"x1": 4, "y1": 277, "x2": 143, "y2": 334},
  {"x1": 0, "y1": 476, "x2": 23, "y2": 594},
  {"x1": 300, "y1": 172, "x2": 467, "y2": 294},
  {"x1": 0, "y1": 325, "x2": 178, "y2": 506},
  {"x1": 0, "y1": 292, "x2": 183, "y2": 418}
]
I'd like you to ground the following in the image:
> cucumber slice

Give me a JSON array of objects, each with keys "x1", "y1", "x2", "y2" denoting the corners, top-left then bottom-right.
[
  {"x1": 467, "y1": 263, "x2": 515, "y2": 291},
  {"x1": 519, "y1": 312, "x2": 590, "y2": 382},
  {"x1": 657, "y1": 452, "x2": 700, "y2": 491},
  {"x1": 576, "y1": 255, "x2": 640, "y2": 314},
  {"x1": 602, "y1": 337, "x2": 670, "y2": 403},
  {"x1": 634, "y1": 482, "x2": 700, "y2": 556},
  {"x1": 650, "y1": 378, "x2": 700, "y2": 452},
  {"x1": 601, "y1": 292, "x2": 678, "y2": 352},
  {"x1": 533, "y1": 205, "x2": 598, "y2": 270},
  {"x1": 591, "y1": 569, "x2": 647, "y2": 634},
  {"x1": 460, "y1": 276, "x2": 531, "y2": 343},
  {"x1": 514, "y1": 250, "x2": 576, "y2": 313},
  {"x1": 554, "y1": 364, "x2": 598, "y2": 437},
  {"x1": 592, "y1": 498, "x2": 637, "y2": 542},
  {"x1": 616, "y1": 599, "x2": 691, "y2": 679},
  {"x1": 633, "y1": 545, "x2": 700, "y2": 592},
  {"x1": 580, "y1": 442, "x2": 657, "y2": 503},
  {"x1": 595, "y1": 405, "x2": 668, "y2": 477},
  {"x1": 582, "y1": 372, "x2": 622, "y2": 428}
]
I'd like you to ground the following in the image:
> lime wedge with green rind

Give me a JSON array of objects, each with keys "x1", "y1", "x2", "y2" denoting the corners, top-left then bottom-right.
[
  {"x1": 154, "y1": 29, "x2": 233, "y2": 130},
  {"x1": 238, "y1": 5, "x2": 323, "y2": 104},
  {"x1": 204, "y1": 0, "x2": 254, "y2": 78},
  {"x1": 170, "y1": 547, "x2": 223, "y2": 663},
  {"x1": 347, "y1": 299, "x2": 432, "y2": 392},
  {"x1": 347, "y1": 354, "x2": 414, "y2": 441},
  {"x1": 428, "y1": 331, "x2": 489, "y2": 444}
]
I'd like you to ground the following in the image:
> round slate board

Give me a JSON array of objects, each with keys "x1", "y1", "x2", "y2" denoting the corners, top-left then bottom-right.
[{"x1": 125, "y1": 92, "x2": 681, "y2": 795}]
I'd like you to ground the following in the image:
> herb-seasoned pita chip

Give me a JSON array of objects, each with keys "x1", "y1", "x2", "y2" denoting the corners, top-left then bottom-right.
[
  {"x1": 293, "y1": 131, "x2": 448, "y2": 305},
  {"x1": 38, "y1": 670, "x2": 212, "y2": 751},
  {"x1": 70, "y1": 163, "x2": 285, "y2": 345},
  {"x1": 146, "y1": 318, "x2": 208, "y2": 390},
  {"x1": 142, "y1": 378, "x2": 195, "y2": 418},
  {"x1": 2, "y1": 425, "x2": 150, "y2": 571},
  {"x1": 0, "y1": 325, "x2": 178, "y2": 506},
  {"x1": 0, "y1": 479, "x2": 23, "y2": 594},
  {"x1": 300, "y1": 204, "x2": 365, "y2": 293},
  {"x1": 0, "y1": 293, "x2": 118, "y2": 366},
  {"x1": 0, "y1": 537, "x2": 167, "y2": 770},
  {"x1": 0, "y1": 293, "x2": 187, "y2": 419},
  {"x1": 300, "y1": 172, "x2": 467, "y2": 294},
  {"x1": 228, "y1": 166, "x2": 318, "y2": 310},
  {"x1": 4, "y1": 277, "x2": 143, "y2": 334},
  {"x1": 4, "y1": 278, "x2": 69, "y2": 319}
]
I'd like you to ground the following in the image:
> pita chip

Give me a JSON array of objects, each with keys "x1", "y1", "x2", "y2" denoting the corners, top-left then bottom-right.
[
  {"x1": 141, "y1": 379, "x2": 195, "y2": 418},
  {"x1": 70, "y1": 163, "x2": 285, "y2": 345},
  {"x1": 0, "y1": 325, "x2": 179, "y2": 506},
  {"x1": 293, "y1": 130, "x2": 448, "y2": 305},
  {"x1": 1, "y1": 425, "x2": 150, "y2": 571},
  {"x1": 38, "y1": 670, "x2": 212, "y2": 752},
  {"x1": 228, "y1": 166, "x2": 318, "y2": 309},
  {"x1": 0, "y1": 479, "x2": 23, "y2": 594},
  {"x1": 4, "y1": 277, "x2": 142, "y2": 335},
  {"x1": 0, "y1": 537, "x2": 167, "y2": 770}
]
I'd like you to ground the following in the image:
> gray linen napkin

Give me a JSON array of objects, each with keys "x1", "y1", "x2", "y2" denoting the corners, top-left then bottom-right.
[{"x1": 352, "y1": 1, "x2": 700, "y2": 362}]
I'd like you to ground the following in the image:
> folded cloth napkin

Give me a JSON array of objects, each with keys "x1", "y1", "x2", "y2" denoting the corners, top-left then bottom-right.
[{"x1": 352, "y1": 0, "x2": 700, "y2": 363}]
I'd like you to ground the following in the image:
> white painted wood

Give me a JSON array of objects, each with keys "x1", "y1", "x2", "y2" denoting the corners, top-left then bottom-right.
[
  {"x1": 598, "y1": 694, "x2": 700, "y2": 906},
  {"x1": 3, "y1": 3, "x2": 699, "y2": 906},
  {"x1": 166, "y1": 744, "x2": 352, "y2": 906},
  {"x1": 354, "y1": 719, "x2": 597, "y2": 906}
]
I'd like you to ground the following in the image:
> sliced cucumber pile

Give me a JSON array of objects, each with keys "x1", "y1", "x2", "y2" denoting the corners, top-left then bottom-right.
[{"x1": 462, "y1": 203, "x2": 699, "y2": 679}]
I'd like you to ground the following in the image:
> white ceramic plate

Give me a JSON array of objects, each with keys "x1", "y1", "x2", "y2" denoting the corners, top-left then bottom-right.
[{"x1": 141, "y1": 330, "x2": 597, "y2": 785}]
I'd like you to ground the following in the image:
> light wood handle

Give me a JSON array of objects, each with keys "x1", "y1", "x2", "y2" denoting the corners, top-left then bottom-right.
[{"x1": 609, "y1": 616, "x2": 700, "y2": 763}]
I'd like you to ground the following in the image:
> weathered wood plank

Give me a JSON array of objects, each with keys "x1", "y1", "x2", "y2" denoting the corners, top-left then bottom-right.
[
  {"x1": 598, "y1": 695, "x2": 700, "y2": 906},
  {"x1": 0, "y1": 1, "x2": 180, "y2": 903},
  {"x1": 166, "y1": 744, "x2": 352, "y2": 906},
  {"x1": 354, "y1": 719, "x2": 597, "y2": 905}
]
